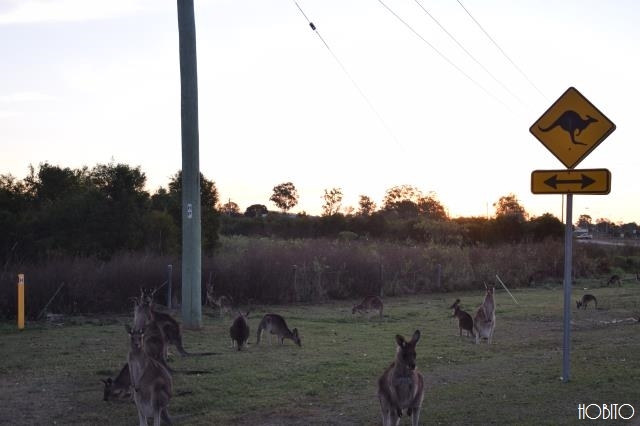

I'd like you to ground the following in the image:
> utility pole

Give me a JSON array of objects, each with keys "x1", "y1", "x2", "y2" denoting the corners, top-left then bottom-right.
[{"x1": 177, "y1": 0, "x2": 202, "y2": 329}]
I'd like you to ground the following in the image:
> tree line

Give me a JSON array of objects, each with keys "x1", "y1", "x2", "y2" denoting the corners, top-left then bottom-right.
[{"x1": 2, "y1": 162, "x2": 636, "y2": 264}]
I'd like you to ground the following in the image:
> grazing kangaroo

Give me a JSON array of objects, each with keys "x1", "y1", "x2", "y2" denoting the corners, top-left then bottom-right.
[
  {"x1": 126, "y1": 325, "x2": 172, "y2": 426},
  {"x1": 538, "y1": 110, "x2": 597, "y2": 146},
  {"x1": 607, "y1": 274, "x2": 621, "y2": 287},
  {"x1": 473, "y1": 286, "x2": 496, "y2": 344},
  {"x1": 377, "y1": 330, "x2": 425, "y2": 426},
  {"x1": 577, "y1": 294, "x2": 597, "y2": 310},
  {"x1": 102, "y1": 362, "x2": 131, "y2": 402},
  {"x1": 256, "y1": 313, "x2": 301, "y2": 346},
  {"x1": 138, "y1": 289, "x2": 190, "y2": 357},
  {"x1": 452, "y1": 304, "x2": 474, "y2": 338},
  {"x1": 229, "y1": 310, "x2": 251, "y2": 351},
  {"x1": 352, "y1": 295, "x2": 384, "y2": 318}
]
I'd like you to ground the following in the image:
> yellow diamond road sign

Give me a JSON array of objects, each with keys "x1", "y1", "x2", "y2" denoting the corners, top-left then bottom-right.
[
  {"x1": 530, "y1": 87, "x2": 615, "y2": 169},
  {"x1": 531, "y1": 169, "x2": 611, "y2": 194}
]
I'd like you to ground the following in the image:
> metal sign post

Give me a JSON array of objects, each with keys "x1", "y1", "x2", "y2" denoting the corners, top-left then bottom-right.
[{"x1": 562, "y1": 194, "x2": 573, "y2": 382}]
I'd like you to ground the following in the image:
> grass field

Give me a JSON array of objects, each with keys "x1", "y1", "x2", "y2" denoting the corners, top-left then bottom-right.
[{"x1": 1, "y1": 283, "x2": 639, "y2": 425}]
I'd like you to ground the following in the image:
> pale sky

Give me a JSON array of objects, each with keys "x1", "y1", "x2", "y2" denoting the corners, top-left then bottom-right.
[{"x1": 1, "y1": 0, "x2": 639, "y2": 224}]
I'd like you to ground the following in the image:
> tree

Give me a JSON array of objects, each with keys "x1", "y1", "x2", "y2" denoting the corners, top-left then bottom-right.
[
  {"x1": 417, "y1": 192, "x2": 447, "y2": 220},
  {"x1": 357, "y1": 195, "x2": 377, "y2": 216},
  {"x1": 219, "y1": 199, "x2": 240, "y2": 216},
  {"x1": 321, "y1": 187, "x2": 343, "y2": 216},
  {"x1": 90, "y1": 162, "x2": 150, "y2": 252},
  {"x1": 382, "y1": 185, "x2": 422, "y2": 219},
  {"x1": 577, "y1": 214, "x2": 592, "y2": 229},
  {"x1": 382, "y1": 185, "x2": 421, "y2": 209},
  {"x1": 595, "y1": 218, "x2": 613, "y2": 235},
  {"x1": 492, "y1": 194, "x2": 528, "y2": 243},
  {"x1": 493, "y1": 194, "x2": 528, "y2": 220},
  {"x1": 528, "y1": 213, "x2": 564, "y2": 241},
  {"x1": 244, "y1": 204, "x2": 268, "y2": 217},
  {"x1": 270, "y1": 182, "x2": 298, "y2": 213}
]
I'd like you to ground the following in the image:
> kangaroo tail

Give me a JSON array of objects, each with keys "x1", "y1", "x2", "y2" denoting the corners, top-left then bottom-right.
[
  {"x1": 538, "y1": 123, "x2": 555, "y2": 132},
  {"x1": 256, "y1": 320, "x2": 265, "y2": 344},
  {"x1": 175, "y1": 340, "x2": 191, "y2": 357}
]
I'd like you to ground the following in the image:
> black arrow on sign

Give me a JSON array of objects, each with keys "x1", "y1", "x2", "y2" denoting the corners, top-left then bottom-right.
[{"x1": 544, "y1": 174, "x2": 596, "y2": 189}]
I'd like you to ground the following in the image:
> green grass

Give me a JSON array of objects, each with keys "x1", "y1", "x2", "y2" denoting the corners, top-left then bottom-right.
[{"x1": 1, "y1": 285, "x2": 639, "y2": 425}]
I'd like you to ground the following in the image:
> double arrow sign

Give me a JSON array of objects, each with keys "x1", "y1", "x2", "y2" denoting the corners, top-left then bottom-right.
[{"x1": 531, "y1": 169, "x2": 611, "y2": 194}]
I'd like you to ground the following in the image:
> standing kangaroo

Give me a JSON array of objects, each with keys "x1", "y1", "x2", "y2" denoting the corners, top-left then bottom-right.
[
  {"x1": 133, "y1": 301, "x2": 173, "y2": 372},
  {"x1": 576, "y1": 294, "x2": 597, "y2": 310},
  {"x1": 473, "y1": 286, "x2": 496, "y2": 344},
  {"x1": 352, "y1": 295, "x2": 384, "y2": 318},
  {"x1": 229, "y1": 310, "x2": 251, "y2": 351},
  {"x1": 452, "y1": 304, "x2": 474, "y2": 338},
  {"x1": 102, "y1": 362, "x2": 131, "y2": 402},
  {"x1": 377, "y1": 330, "x2": 425, "y2": 426},
  {"x1": 139, "y1": 288, "x2": 190, "y2": 357},
  {"x1": 126, "y1": 325, "x2": 173, "y2": 426},
  {"x1": 205, "y1": 282, "x2": 233, "y2": 317},
  {"x1": 256, "y1": 314, "x2": 301, "y2": 346},
  {"x1": 538, "y1": 110, "x2": 597, "y2": 146}
]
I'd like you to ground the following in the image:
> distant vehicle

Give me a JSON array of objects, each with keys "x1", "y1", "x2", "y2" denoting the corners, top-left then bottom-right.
[{"x1": 576, "y1": 234, "x2": 593, "y2": 239}]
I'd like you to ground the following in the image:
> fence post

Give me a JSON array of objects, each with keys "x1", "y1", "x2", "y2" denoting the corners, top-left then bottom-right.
[
  {"x1": 167, "y1": 264, "x2": 173, "y2": 309},
  {"x1": 292, "y1": 265, "x2": 298, "y2": 303},
  {"x1": 17, "y1": 274, "x2": 24, "y2": 330}
]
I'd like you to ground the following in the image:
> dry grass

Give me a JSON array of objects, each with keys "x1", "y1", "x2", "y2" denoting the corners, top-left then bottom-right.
[{"x1": 0, "y1": 283, "x2": 639, "y2": 425}]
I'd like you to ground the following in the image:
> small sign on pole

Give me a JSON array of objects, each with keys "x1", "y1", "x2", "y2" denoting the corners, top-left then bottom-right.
[{"x1": 17, "y1": 274, "x2": 25, "y2": 330}]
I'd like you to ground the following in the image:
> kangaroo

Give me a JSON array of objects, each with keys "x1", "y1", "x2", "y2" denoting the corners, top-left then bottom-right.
[
  {"x1": 229, "y1": 310, "x2": 251, "y2": 351},
  {"x1": 473, "y1": 286, "x2": 496, "y2": 344},
  {"x1": 102, "y1": 362, "x2": 131, "y2": 402},
  {"x1": 576, "y1": 294, "x2": 597, "y2": 310},
  {"x1": 126, "y1": 325, "x2": 172, "y2": 426},
  {"x1": 538, "y1": 110, "x2": 597, "y2": 146},
  {"x1": 377, "y1": 330, "x2": 425, "y2": 426},
  {"x1": 352, "y1": 295, "x2": 384, "y2": 318},
  {"x1": 256, "y1": 313, "x2": 301, "y2": 346},
  {"x1": 606, "y1": 274, "x2": 621, "y2": 287},
  {"x1": 133, "y1": 301, "x2": 172, "y2": 372},
  {"x1": 452, "y1": 304, "x2": 474, "y2": 338},
  {"x1": 205, "y1": 282, "x2": 233, "y2": 317},
  {"x1": 138, "y1": 289, "x2": 190, "y2": 357}
]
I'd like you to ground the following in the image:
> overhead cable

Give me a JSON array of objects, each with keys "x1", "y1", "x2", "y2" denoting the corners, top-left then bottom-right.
[
  {"x1": 377, "y1": 0, "x2": 512, "y2": 111},
  {"x1": 455, "y1": 0, "x2": 548, "y2": 101},
  {"x1": 293, "y1": 1, "x2": 404, "y2": 149},
  {"x1": 413, "y1": 0, "x2": 526, "y2": 107}
]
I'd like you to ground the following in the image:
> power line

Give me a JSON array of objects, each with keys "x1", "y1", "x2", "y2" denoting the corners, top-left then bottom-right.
[
  {"x1": 377, "y1": 0, "x2": 512, "y2": 111},
  {"x1": 293, "y1": 1, "x2": 404, "y2": 149},
  {"x1": 413, "y1": 0, "x2": 526, "y2": 107},
  {"x1": 455, "y1": 0, "x2": 548, "y2": 101}
]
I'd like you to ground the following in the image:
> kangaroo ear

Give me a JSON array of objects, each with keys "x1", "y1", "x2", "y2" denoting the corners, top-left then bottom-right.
[
  {"x1": 410, "y1": 330, "x2": 421, "y2": 344},
  {"x1": 395, "y1": 334, "x2": 406, "y2": 347}
]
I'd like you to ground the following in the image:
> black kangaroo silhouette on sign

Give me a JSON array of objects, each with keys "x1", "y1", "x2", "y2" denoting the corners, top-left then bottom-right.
[{"x1": 538, "y1": 110, "x2": 597, "y2": 146}]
